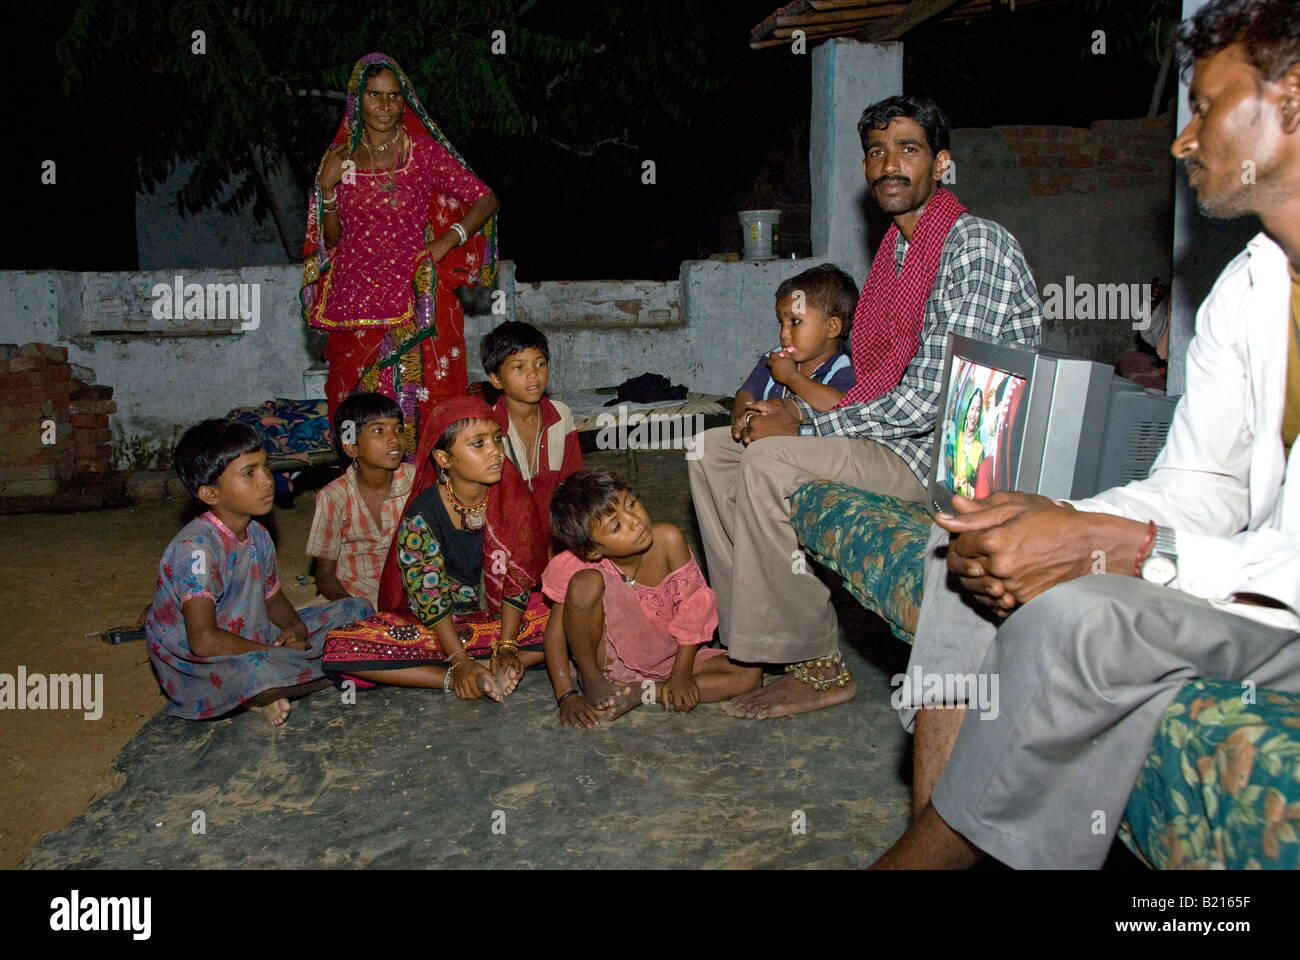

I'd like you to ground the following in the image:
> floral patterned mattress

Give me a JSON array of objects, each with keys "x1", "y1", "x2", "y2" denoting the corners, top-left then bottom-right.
[{"x1": 226, "y1": 398, "x2": 335, "y2": 470}]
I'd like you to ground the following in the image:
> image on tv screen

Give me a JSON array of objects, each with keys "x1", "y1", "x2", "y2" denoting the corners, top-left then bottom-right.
[{"x1": 940, "y1": 358, "x2": 1028, "y2": 499}]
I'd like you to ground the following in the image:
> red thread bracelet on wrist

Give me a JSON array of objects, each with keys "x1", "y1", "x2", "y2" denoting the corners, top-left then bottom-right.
[{"x1": 1133, "y1": 520, "x2": 1157, "y2": 576}]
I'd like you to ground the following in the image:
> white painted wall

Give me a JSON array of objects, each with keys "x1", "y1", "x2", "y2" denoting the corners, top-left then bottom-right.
[
  {"x1": 0, "y1": 266, "x2": 316, "y2": 443},
  {"x1": 0, "y1": 260, "x2": 799, "y2": 446}
]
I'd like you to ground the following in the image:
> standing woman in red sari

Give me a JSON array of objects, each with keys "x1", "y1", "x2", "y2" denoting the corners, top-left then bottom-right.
[{"x1": 301, "y1": 52, "x2": 499, "y2": 455}]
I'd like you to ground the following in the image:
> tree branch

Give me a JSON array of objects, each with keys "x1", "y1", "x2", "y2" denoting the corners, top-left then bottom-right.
[
  {"x1": 296, "y1": 88, "x2": 347, "y2": 101},
  {"x1": 540, "y1": 130, "x2": 637, "y2": 156}
]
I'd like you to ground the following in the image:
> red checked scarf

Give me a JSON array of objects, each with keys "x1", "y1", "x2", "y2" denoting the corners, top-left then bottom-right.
[{"x1": 835, "y1": 188, "x2": 967, "y2": 408}]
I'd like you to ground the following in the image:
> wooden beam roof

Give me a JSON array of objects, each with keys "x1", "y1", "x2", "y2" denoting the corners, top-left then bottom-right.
[{"x1": 749, "y1": 0, "x2": 1068, "y2": 48}]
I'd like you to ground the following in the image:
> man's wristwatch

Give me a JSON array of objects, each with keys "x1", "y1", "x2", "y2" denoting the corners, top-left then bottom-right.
[{"x1": 1139, "y1": 525, "x2": 1178, "y2": 586}]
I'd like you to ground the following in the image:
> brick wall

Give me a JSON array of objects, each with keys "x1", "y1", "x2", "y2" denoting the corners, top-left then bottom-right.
[
  {"x1": 0, "y1": 343, "x2": 119, "y2": 508},
  {"x1": 991, "y1": 116, "x2": 1173, "y2": 198},
  {"x1": 949, "y1": 114, "x2": 1175, "y2": 366}
]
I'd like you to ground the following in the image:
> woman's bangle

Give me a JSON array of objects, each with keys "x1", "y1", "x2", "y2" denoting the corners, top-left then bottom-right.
[
  {"x1": 449, "y1": 222, "x2": 468, "y2": 246},
  {"x1": 556, "y1": 690, "x2": 579, "y2": 709},
  {"x1": 322, "y1": 190, "x2": 337, "y2": 204}
]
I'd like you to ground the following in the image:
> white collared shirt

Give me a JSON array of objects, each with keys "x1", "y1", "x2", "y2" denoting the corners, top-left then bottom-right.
[{"x1": 1071, "y1": 232, "x2": 1300, "y2": 630}]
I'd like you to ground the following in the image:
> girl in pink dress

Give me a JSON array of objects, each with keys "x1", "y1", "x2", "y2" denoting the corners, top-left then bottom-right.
[{"x1": 541, "y1": 470, "x2": 761, "y2": 727}]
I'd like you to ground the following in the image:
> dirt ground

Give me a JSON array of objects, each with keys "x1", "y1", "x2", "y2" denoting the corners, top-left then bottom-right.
[
  {"x1": 0, "y1": 491, "x2": 327, "y2": 868},
  {"x1": 0, "y1": 447, "x2": 715, "y2": 868}
]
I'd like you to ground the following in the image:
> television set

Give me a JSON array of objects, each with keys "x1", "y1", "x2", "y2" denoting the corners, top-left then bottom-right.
[{"x1": 927, "y1": 335, "x2": 1180, "y2": 514}]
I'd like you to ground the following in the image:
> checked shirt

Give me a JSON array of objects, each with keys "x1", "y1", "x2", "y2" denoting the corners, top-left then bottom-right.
[{"x1": 796, "y1": 213, "x2": 1042, "y2": 484}]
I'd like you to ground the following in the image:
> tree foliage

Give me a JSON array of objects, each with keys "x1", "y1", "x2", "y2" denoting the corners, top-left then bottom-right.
[
  {"x1": 54, "y1": 0, "x2": 733, "y2": 250},
  {"x1": 56, "y1": 0, "x2": 587, "y2": 224}
]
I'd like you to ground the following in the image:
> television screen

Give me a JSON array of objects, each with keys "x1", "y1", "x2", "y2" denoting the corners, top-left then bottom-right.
[
  {"x1": 938, "y1": 358, "x2": 1028, "y2": 500},
  {"x1": 928, "y1": 334, "x2": 1179, "y2": 514}
]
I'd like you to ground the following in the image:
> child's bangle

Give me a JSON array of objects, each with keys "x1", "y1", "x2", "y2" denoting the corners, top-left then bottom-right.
[
  {"x1": 444, "y1": 661, "x2": 460, "y2": 693},
  {"x1": 556, "y1": 690, "x2": 579, "y2": 708}
]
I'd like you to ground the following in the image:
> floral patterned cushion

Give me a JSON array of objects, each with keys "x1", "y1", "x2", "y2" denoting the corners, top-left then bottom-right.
[
  {"x1": 1120, "y1": 678, "x2": 1300, "y2": 870},
  {"x1": 788, "y1": 480, "x2": 930, "y2": 642},
  {"x1": 789, "y1": 480, "x2": 1300, "y2": 869}
]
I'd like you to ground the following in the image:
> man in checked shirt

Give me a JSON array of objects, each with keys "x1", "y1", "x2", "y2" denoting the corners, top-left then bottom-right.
[{"x1": 688, "y1": 95, "x2": 1042, "y2": 720}]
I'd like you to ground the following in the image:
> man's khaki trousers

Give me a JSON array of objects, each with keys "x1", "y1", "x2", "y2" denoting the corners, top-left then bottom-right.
[{"x1": 687, "y1": 426, "x2": 925, "y2": 664}]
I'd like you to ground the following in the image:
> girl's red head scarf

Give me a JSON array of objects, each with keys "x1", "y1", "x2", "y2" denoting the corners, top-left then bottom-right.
[
  {"x1": 300, "y1": 52, "x2": 499, "y2": 327},
  {"x1": 376, "y1": 395, "x2": 547, "y2": 619}
]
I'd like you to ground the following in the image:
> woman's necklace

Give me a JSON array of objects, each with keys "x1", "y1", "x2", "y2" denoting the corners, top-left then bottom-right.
[
  {"x1": 443, "y1": 478, "x2": 487, "y2": 530},
  {"x1": 362, "y1": 128, "x2": 402, "y2": 153},
  {"x1": 363, "y1": 130, "x2": 403, "y2": 208}
]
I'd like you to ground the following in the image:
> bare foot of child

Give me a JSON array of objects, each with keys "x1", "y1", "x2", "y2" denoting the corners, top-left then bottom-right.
[
  {"x1": 473, "y1": 662, "x2": 505, "y2": 702},
  {"x1": 559, "y1": 687, "x2": 629, "y2": 728},
  {"x1": 252, "y1": 697, "x2": 292, "y2": 726},
  {"x1": 491, "y1": 656, "x2": 524, "y2": 698},
  {"x1": 579, "y1": 672, "x2": 639, "y2": 720}
]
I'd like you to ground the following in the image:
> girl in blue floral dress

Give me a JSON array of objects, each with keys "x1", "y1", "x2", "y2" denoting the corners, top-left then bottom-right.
[{"x1": 146, "y1": 419, "x2": 372, "y2": 725}]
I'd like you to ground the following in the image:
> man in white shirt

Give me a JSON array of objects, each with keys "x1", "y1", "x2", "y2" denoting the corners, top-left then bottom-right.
[{"x1": 874, "y1": 0, "x2": 1300, "y2": 869}]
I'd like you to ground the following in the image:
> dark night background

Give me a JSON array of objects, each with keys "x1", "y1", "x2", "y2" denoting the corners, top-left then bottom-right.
[{"x1": 4, "y1": 0, "x2": 1179, "y2": 280}]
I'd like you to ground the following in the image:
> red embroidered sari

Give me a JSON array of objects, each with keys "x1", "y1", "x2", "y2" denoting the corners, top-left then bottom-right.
[{"x1": 301, "y1": 53, "x2": 499, "y2": 456}]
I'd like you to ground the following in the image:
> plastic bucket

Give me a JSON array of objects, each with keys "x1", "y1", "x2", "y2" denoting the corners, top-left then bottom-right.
[{"x1": 738, "y1": 209, "x2": 781, "y2": 260}]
